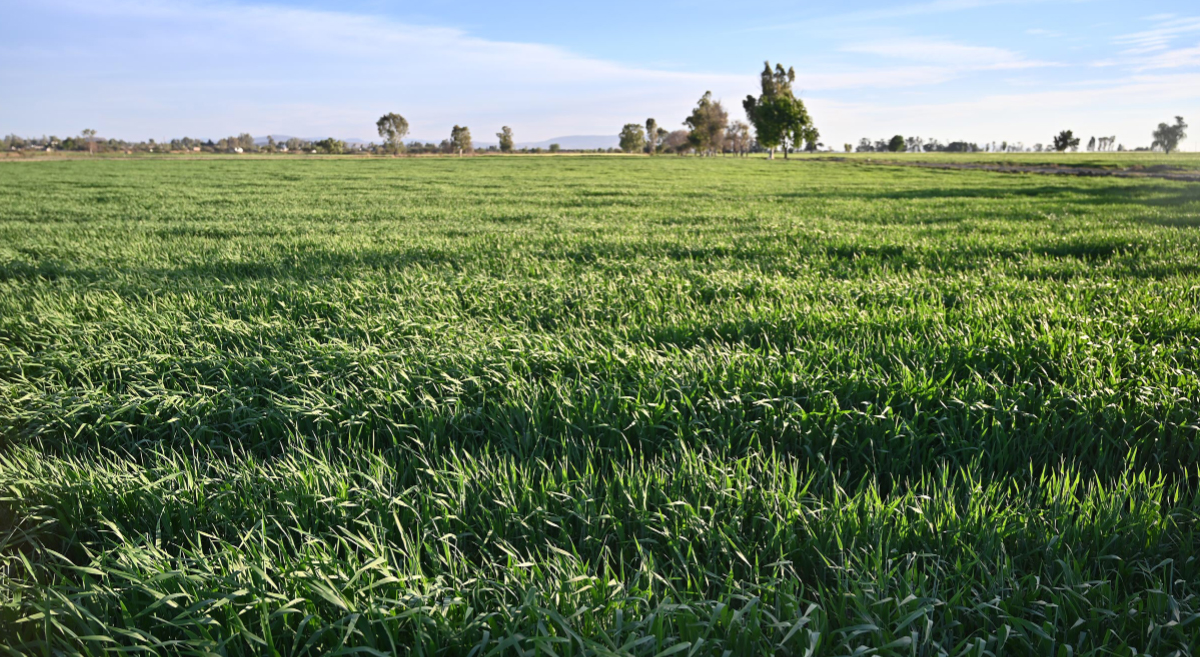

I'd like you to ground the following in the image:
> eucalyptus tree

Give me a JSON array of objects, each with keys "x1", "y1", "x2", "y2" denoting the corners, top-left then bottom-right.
[
  {"x1": 645, "y1": 118, "x2": 658, "y2": 154},
  {"x1": 742, "y1": 63, "x2": 815, "y2": 159},
  {"x1": 1053, "y1": 130, "x2": 1080, "y2": 152},
  {"x1": 497, "y1": 126, "x2": 514, "y2": 153},
  {"x1": 684, "y1": 92, "x2": 728, "y2": 156},
  {"x1": 450, "y1": 125, "x2": 473, "y2": 155},
  {"x1": 1152, "y1": 116, "x2": 1187, "y2": 153},
  {"x1": 376, "y1": 113, "x2": 409, "y2": 154},
  {"x1": 618, "y1": 124, "x2": 646, "y2": 153}
]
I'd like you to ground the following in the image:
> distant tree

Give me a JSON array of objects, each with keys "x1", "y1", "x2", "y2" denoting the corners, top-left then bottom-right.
[
  {"x1": 285, "y1": 137, "x2": 304, "y2": 153},
  {"x1": 645, "y1": 118, "x2": 658, "y2": 155},
  {"x1": 855, "y1": 138, "x2": 874, "y2": 153},
  {"x1": 237, "y1": 133, "x2": 256, "y2": 152},
  {"x1": 549, "y1": 143, "x2": 561, "y2": 153},
  {"x1": 802, "y1": 127, "x2": 821, "y2": 152},
  {"x1": 265, "y1": 136, "x2": 277, "y2": 153},
  {"x1": 684, "y1": 91, "x2": 729, "y2": 156},
  {"x1": 888, "y1": 135, "x2": 906, "y2": 152},
  {"x1": 496, "y1": 126, "x2": 514, "y2": 153},
  {"x1": 618, "y1": 124, "x2": 646, "y2": 153},
  {"x1": 315, "y1": 137, "x2": 344, "y2": 154},
  {"x1": 1052, "y1": 130, "x2": 1080, "y2": 152},
  {"x1": 726, "y1": 120, "x2": 751, "y2": 156},
  {"x1": 905, "y1": 136, "x2": 924, "y2": 152},
  {"x1": 81, "y1": 128, "x2": 97, "y2": 154},
  {"x1": 376, "y1": 113, "x2": 409, "y2": 154},
  {"x1": 1152, "y1": 116, "x2": 1188, "y2": 153},
  {"x1": 844, "y1": 143, "x2": 853, "y2": 153},
  {"x1": 663, "y1": 129, "x2": 690, "y2": 154},
  {"x1": 743, "y1": 62, "x2": 816, "y2": 159},
  {"x1": 450, "y1": 125, "x2": 473, "y2": 155},
  {"x1": 1086, "y1": 136, "x2": 1096, "y2": 152}
]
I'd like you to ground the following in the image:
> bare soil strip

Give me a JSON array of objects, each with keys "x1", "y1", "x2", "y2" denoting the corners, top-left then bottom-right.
[{"x1": 854, "y1": 158, "x2": 1200, "y2": 182}]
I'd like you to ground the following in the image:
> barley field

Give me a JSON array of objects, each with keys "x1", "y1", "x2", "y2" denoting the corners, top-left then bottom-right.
[{"x1": 2, "y1": 156, "x2": 1200, "y2": 655}]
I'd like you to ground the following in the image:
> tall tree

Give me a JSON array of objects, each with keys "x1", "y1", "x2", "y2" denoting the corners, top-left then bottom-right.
[
  {"x1": 1152, "y1": 116, "x2": 1188, "y2": 154},
  {"x1": 496, "y1": 126, "x2": 514, "y2": 153},
  {"x1": 684, "y1": 91, "x2": 729, "y2": 156},
  {"x1": 645, "y1": 118, "x2": 658, "y2": 155},
  {"x1": 742, "y1": 62, "x2": 815, "y2": 160},
  {"x1": 81, "y1": 128, "x2": 97, "y2": 155},
  {"x1": 376, "y1": 113, "x2": 409, "y2": 154},
  {"x1": 1052, "y1": 130, "x2": 1080, "y2": 152},
  {"x1": 618, "y1": 124, "x2": 646, "y2": 153},
  {"x1": 450, "y1": 125, "x2": 472, "y2": 155},
  {"x1": 888, "y1": 135, "x2": 906, "y2": 152}
]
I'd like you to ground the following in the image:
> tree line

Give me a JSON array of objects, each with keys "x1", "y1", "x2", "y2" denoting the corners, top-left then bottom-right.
[
  {"x1": 3, "y1": 76, "x2": 1188, "y2": 157},
  {"x1": 614, "y1": 63, "x2": 818, "y2": 158}
]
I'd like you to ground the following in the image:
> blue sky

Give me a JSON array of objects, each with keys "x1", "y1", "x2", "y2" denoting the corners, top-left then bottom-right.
[{"x1": 2, "y1": 0, "x2": 1199, "y2": 149}]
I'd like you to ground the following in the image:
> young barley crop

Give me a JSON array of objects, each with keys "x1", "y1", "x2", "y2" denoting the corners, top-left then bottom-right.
[{"x1": 1, "y1": 156, "x2": 1199, "y2": 655}]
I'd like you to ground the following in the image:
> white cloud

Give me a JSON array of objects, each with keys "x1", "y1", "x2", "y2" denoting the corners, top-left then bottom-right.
[
  {"x1": 748, "y1": 0, "x2": 1084, "y2": 33},
  {"x1": 4, "y1": 0, "x2": 1195, "y2": 148},
  {"x1": 11, "y1": 0, "x2": 756, "y2": 140}
]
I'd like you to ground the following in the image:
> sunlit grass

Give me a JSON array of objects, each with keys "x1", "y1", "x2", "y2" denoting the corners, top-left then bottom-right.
[{"x1": 2, "y1": 156, "x2": 1200, "y2": 655}]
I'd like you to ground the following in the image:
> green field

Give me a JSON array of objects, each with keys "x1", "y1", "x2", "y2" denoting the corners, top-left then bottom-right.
[{"x1": 2, "y1": 156, "x2": 1200, "y2": 655}]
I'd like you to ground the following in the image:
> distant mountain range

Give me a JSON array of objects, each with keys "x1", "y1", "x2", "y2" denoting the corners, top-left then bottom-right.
[{"x1": 253, "y1": 134, "x2": 619, "y2": 150}]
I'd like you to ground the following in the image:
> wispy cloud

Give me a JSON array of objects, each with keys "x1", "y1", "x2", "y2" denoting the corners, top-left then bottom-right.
[
  {"x1": 1114, "y1": 15, "x2": 1200, "y2": 54},
  {"x1": 1132, "y1": 42, "x2": 1200, "y2": 70},
  {"x1": 843, "y1": 38, "x2": 1056, "y2": 70},
  {"x1": 8, "y1": 0, "x2": 757, "y2": 139},
  {"x1": 747, "y1": 0, "x2": 1073, "y2": 33}
]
